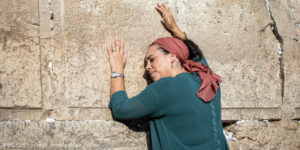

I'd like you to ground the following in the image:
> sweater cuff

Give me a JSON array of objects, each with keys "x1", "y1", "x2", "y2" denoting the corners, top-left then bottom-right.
[{"x1": 108, "y1": 90, "x2": 128, "y2": 110}]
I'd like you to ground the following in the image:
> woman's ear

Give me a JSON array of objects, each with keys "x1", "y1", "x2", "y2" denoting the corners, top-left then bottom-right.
[{"x1": 170, "y1": 53, "x2": 176, "y2": 63}]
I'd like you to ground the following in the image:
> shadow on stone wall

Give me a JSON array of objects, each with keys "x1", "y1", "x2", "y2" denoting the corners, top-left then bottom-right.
[{"x1": 115, "y1": 119, "x2": 152, "y2": 150}]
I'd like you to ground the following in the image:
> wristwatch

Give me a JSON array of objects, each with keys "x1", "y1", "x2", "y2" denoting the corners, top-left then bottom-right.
[{"x1": 111, "y1": 72, "x2": 124, "y2": 78}]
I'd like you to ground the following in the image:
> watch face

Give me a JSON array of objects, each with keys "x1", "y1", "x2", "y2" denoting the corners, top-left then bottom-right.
[
  {"x1": 111, "y1": 72, "x2": 124, "y2": 78},
  {"x1": 112, "y1": 72, "x2": 118, "y2": 78}
]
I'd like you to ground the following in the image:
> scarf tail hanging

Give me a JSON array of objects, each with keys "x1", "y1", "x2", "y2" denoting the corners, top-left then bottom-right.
[{"x1": 184, "y1": 60, "x2": 221, "y2": 102}]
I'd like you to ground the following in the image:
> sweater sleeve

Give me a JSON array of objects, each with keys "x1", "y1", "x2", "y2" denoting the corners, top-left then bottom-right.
[{"x1": 108, "y1": 78, "x2": 171, "y2": 120}]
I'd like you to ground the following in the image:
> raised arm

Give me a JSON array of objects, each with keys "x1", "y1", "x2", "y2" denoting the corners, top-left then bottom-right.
[
  {"x1": 155, "y1": 3, "x2": 187, "y2": 40},
  {"x1": 156, "y1": 3, "x2": 207, "y2": 63}
]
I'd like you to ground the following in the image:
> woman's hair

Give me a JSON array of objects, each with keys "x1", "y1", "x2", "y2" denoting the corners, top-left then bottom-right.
[
  {"x1": 156, "y1": 39, "x2": 203, "y2": 61},
  {"x1": 183, "y1": 39, "x2": 203, "y2": 61}
]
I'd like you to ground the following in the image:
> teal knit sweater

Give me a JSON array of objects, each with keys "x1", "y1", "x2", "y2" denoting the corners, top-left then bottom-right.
[{"x1": 109, "y1": 55, "x2": 229, "y2": 150}]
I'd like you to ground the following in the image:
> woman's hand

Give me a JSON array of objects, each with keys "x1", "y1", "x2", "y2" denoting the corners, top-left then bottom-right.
[
  {"x1": 155, "y1": 3, "x2": 178, "y2": 32},
  {"x1": 106, "y1": 37, "x2": 127, "y2": 73},
  {"x1": 155, "y1": 3, "x2": 187, "y2": 40}
]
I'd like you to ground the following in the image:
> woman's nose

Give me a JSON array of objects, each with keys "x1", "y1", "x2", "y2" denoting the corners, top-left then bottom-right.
[{"x1": 145, "y1": 61, "x2": 152, "y2": 70}]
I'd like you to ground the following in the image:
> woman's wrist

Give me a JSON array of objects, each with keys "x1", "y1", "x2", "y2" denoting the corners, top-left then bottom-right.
[
  {"x1": 111, "y1": 69, "x2": 124, "y2": 74},
  {"x1": 172, "y1": 28, "x2": 188, "y2": 40}
]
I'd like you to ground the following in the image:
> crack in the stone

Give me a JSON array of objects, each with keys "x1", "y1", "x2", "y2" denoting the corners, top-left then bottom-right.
[
  {"x1": 25, "y1": 21, "x2": 40, "y2": 27},
  {"x1": 1, "y1": 29, "x2": 8, "y2": 51},
  {"x1": 263, "y1": 0, "x2": 285, "y2": 101},
  {"x1": 37, "y1": 0, "x2": 44, "y2": 110}
]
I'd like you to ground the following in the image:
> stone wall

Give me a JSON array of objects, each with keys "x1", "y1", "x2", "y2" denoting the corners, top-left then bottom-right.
[
  {"x1": 0, "y1": 120, "x2": 148, "y2": 149},
  {"x1": 0, "y1": 0, "x2": 299, "y2": 149},
  {"x1": 225, "y1": 120, "x2": 300, "y2": 150}
]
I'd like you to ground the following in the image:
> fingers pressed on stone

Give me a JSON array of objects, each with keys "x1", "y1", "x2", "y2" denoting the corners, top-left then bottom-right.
[
  {"x1": 114, "y1": 38, "x2": 118, "y2": 52},
  {"x1": 155, "y1": 5, "x2": 164, "y2": 14},
  {"x1": 162, "y1": 3, "x2": 167, "y2": 9},
  {"x1": 167, "y1": 7, "x2": 172, "y2": 14},
  {"x1": 106, "y1": 43, "x2": 112, "y2": 56},
  {"x1": 120, "y1": 40, "x2": 124, "y2": 55},
  {"x1": 115, "y1": 38, "x2": 119, "y2": 51},
  {"x1": 111, "y1": 40, "x2": 115, "y2": 52}
]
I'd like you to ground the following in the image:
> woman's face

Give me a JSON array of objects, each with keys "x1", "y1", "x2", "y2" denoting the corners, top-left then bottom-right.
[{"x1": 144, "y1": 45, "x2": 172, "y2": 82}]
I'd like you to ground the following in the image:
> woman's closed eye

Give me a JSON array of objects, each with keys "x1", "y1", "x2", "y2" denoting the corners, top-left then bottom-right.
[
  {"x1": 149, "y1": 58, "x2": 154, "y2": 62},
  {"x1": 144, "y1": 59, "x2": 154, "y2": 68}
]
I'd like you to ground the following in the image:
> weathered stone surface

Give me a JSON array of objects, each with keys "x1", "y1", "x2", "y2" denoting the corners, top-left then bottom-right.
[
  {"x1": 222, "y1": 108, "x2": 281, "y2": 121},
  {"x1": 0, "y1": 0, "x2": 300, "y2": 149},
  {"x1": 269, "y1": 0, "x2": 300, "y2": 119},
  {"x1": 1, "y1": 120, "x2": 299, "y2": 150},
  {"x1": 285, "y1": 0, "x2": 300, "y2": 30},
  {"x1": 172, "y1": 0, "x2": 283, "y2": 120},
  {"x1": 37, "y1": 0, "x2": 169, "y2": 120},
  {"x1": 0, "y1": 0, "x2": 297, "y2": 120},
  {"x1": 0, "y1": 109, "x2": 43, "y2": 121},
  {"x1": 225, "y1": 120, "x2": 300, "y2": 150},
  {"x1": 0, "y1": 0, "x2": 41, "y2": 108},
  {"x1": 0, "y1": 120, "x2": 148, "y2": 149},
  {"x1": 0, "y1": 0, "x2": 293, "y2": 121},
  {"x1": 0, "y1": 108, "x2": 112, "y2": 121},
  {"x1": 179, "y1": 0, "x2": 282, "y2": 109},
  {"x1": 37, "y1": 0, "x2": 284, "y2": 121}
]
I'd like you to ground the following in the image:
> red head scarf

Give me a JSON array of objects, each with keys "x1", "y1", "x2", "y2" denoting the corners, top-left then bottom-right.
[{"x1": 152, "y1": 37, "x2": 222, "y2": 102}]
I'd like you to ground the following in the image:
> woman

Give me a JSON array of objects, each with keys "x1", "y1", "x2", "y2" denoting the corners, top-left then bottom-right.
[{"x1": 106, "y1": 3, "x2": 229, "y2": 150}]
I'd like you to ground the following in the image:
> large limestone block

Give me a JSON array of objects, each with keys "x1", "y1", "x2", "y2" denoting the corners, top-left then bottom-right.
[
  {"x1": 269, "y1": 0, "x2": 300, "y2": 119},
  {"x1": 0, "y1": 120, "x2": 148, "y2": 149},
  {"x1": 285, "y1": 0, "x2": 300, "y2": 30},
  {"x1": 0, "y1": 107, "x2": 112, "y2": 121},
  {"x1": 0, "y1": 0, "x2": 41, "y2": 108},
  {"x1": 225, "y1": 120, "x2": 300, "y2": 150},
  {"x1": 0, "y1": 109, "x2": 43, "y2": 121},
  {"x1": 168, "y1": 0, "x2": 282, "y2": 120},
  {"x1": 0, "y1": 0, "x2": 290, "y2": 121},
  {"x1": 180, "y1": 0, "x2": 282, "y2": 108},
  {"x1": 38, "y1": 0, "x2": 283, "y2": 121},
  {"x1": 38, "y1": 0, "x2": 169, "y2": 120}
]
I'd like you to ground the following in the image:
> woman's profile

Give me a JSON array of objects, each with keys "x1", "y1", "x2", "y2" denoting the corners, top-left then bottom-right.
[{"x1": 106, "y1": 3, "x2": 229, "y2": 150}]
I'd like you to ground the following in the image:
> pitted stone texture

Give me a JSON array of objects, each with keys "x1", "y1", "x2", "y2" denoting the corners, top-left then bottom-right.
[
  {"x1": 285, "y1": 0, "x2": 300, "y2": 29},
  {"x1": 0, "y1": 107, "x2": 112, "y2": 121},
  {"x1": 269, "y1": 0, "x2": 300, "y2": 119},
  {"x1": 0, "y1": 0, "x2": 298, "y2": 121},
  {"x1": 39, "y1": 0, "x2": 168, "y2": 114},
  {"x1": 38, "y1": 0, "x2": 284, "y2": 121},
  {"x1": 0, "y1": 120, "x2": 148, "y2": 149},
  {"x1": 225, "y1": 120, "x2": 300, "y2": 150},
  {"x1": 222, "y1": 108, "x2": 281, "y2": 121},
  {"x1": 0, "y1": 109, "x2": 43, "y2": 121},
  {"x1": 0, "y1": 0, "x2": 41, "y2": 108},
  {"x1": 181, "y1": 0, "x2": 281, "y2": 108}
]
